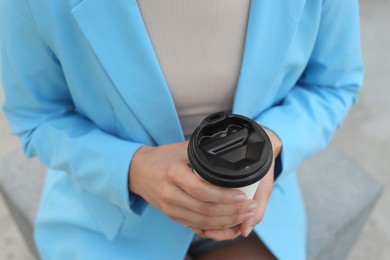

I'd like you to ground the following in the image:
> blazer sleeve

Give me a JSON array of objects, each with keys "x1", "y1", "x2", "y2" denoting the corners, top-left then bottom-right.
[
  {"x1": 255, "y1": 0, "x2": 364, "y2": 181},
  {"x1": 0, "y1": 0, "x2": 147, "y2": 215}
]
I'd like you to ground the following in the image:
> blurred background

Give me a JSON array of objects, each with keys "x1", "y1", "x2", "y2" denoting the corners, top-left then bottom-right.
[{"x1": 0, "y1": 0, "x2": 389, "y2": 259}]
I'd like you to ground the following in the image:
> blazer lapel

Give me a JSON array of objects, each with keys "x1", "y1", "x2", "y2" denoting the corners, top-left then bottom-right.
[
  {"x1": 71, "y1": 0, "x2": 307, "y2": 143},
  {"x1": 233, "y1": 0, "x2": 307, "y2": 118},
  {"x1": 71, "y1": 0, "x2": 184, "y2": 145}
]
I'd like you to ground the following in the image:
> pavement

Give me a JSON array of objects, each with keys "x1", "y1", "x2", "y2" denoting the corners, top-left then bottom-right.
[
  {"x1": 0, "y1": 0, "x2": 389, "y2": 259},
  {"x1": 332, "y1": 0, "x2": 390, "y2": 259}
]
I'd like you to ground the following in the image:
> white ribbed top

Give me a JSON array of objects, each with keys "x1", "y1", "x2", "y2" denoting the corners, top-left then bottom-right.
[{"x1": 136, "y1": 0, "x2": 251, "y2": 139}]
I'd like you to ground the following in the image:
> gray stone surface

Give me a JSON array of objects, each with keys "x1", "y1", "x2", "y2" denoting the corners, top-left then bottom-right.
[
  {"x1": 332, "y1": 0, "x2": 390, "y2": 259},
  {"x1": 0, "y1": 150, "x2": 44, "y2": 259},
  {"x1": 298, "y1": 147, "x2": 382, "y2": 259},
  {"x1": 0, "y1": 89, "x2": 33, "y2": 259},
  {"x1": 0, "y1": 151, "x2": 44, "y2": 228},
  {"x1": 0, "y1": 195, "x2": 33, "y2": 260}
]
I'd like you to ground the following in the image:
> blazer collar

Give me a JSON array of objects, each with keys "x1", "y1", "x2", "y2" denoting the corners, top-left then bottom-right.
[{"x1": 71, "y1": 0, "x2": 306, "y2": 144}]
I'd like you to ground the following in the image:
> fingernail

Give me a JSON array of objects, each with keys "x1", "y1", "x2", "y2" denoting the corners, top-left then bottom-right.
[
  {"x1": 248, "y1": 203, "x2": 257, "y2": 212},
  {"x1": 234, "y1": 194, "x2": 247, "y2": 202},
  {"x1": 243, "y1": 226, "x2": 253, "y2": 237}
]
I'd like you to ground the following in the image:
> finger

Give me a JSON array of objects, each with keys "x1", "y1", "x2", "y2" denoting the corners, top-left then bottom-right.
[
  {"x1": 165, "y1": 187, "x2": 258, "y2": 217},
  {"x1": 170, "y1": 205, "x2": 255, "y2": 230},
  {"x1": 239, "y1": 159, "x2": 275, "y2": 237},
  {"x1": 173, "y1": 164, "x2": 248, "y2": 203},
  {"x1": 240, "y1": 199, "x2": 267, "y2": 237},
  {"x1": 203, "y1": 225, "x2": 242, "y2": 241},
  {"x1": 190, "y1": 200, "x2": 258, "y2": 217},
  {"x1": 241, "y1": 217, "x2": 255, "y2": 237},
  {"x1": 254, "y1": 159, "x2": 275, "y2": 200}
]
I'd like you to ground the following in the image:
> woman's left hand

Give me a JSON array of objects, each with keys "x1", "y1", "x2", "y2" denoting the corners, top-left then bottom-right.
[{"x1": 192, "y1": 128, "x2": 282, "y2": 241}]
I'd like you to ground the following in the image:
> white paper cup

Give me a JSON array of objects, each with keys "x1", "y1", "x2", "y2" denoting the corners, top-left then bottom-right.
[
  {"x1": 237, "y1": 180, "x2": 261, "y2": 199},
  {"x1": 193, "y1": 169, "x2": 260, "y2": 199}
]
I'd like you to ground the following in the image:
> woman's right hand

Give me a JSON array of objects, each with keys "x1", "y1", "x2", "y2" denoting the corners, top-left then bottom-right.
[{"x1": 129, "y1": 141, "x2": 258, "y2": 231}]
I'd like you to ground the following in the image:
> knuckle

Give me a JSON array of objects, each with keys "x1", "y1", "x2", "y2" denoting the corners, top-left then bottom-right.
[
  {"x1": 198, "y1": 216, "x2": 211, "y2": 229},
  {"x1": 198, "y1": 204, "x2": 209, "y2": 215},
  {"x1": 160, "y1": 187, "x2": 172, "y2": 202},
  {"x1": 165, "y1": 165, "x2": 177, "y2": 182},
  {"x1": 200, "y1": 204, "x2": 216, "y2": 216},
  {"x1": 234, "y1": 204, "x2": 241, "y2": 215}
]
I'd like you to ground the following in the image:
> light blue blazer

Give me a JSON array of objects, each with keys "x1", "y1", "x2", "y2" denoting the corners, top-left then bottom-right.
[{"x1": 1, "y1": 0, "x2": 363, "y2": 259}]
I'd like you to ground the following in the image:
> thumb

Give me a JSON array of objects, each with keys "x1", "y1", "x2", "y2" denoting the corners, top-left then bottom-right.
[{"x1": 241, "y1": 217, "x2": 255, "y2": 237}]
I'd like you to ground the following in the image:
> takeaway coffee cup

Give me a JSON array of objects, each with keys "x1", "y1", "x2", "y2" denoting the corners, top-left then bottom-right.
[{"x1": 188, "y1": 112, "x2": 273, "y2": 199}]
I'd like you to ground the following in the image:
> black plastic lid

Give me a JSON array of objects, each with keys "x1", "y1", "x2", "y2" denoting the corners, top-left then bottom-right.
[{"x1": 188, "y1": 112, "x2": 273, "y2": 188}]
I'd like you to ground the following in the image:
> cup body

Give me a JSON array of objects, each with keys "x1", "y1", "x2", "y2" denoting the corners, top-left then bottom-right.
[
  {"x1": 236, "y1": 180, "x2": 261, "y2": 199},
  {"x1": 193, "y1": 169, "x2": 260, "y2": 199}
]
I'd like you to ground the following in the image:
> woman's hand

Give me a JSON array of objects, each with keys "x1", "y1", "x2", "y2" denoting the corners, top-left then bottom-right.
[
  {"x1": 129, "y1": 141, "x2": 258, "y2": 230},
  {"x1": 193, "y1": 128, "x2": 282, "y2": 240}
]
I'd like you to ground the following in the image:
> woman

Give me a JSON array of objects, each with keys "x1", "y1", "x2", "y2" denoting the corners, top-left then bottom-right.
[{"x1": 1, "y1": 0, "x2": 363, "y2": 259}]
